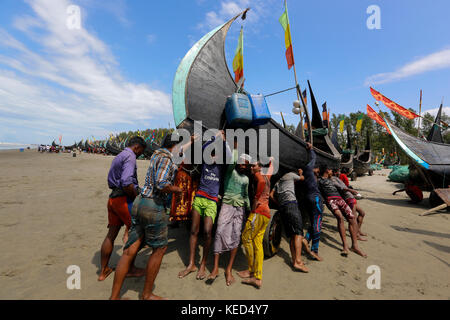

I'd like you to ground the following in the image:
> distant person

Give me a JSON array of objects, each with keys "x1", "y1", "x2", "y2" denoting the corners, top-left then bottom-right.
[
  {"x1": 110, "y1": 132, "x2": 186, "y2": 300},
  {"x1": 178, "y1": 131, "x2": 231, "y2": 280},
  {"x1": 238, "y1": 157, "x2": 274, "y2": 289},
  {"x1": 208, "y1": 147, "x2": 251, "y2": 286},
  {"x1": 98, "y1": 136, "x2": 146, "y2": 281},
  {"x1": 302, "y1": 143, "x2": 324, "y2": 261},
  {"x1": 318, "y1": 166, "x2": 367, "y2": 258}
]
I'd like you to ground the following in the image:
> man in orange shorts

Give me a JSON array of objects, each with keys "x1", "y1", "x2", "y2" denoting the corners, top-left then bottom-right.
[{"x1": 98, "y1": 136, "x2": 146, "y2": 281}]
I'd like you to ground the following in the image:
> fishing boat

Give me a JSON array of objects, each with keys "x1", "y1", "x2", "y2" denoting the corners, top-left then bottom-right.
[
  {"x1": 331, "y1": 126, "x2": 354, "y2": 176},
  {"x1": 106, "y1": 140, "x2": 121, "y2": 156},
  {"x1": 353, "y1": 131, "x2": 373, "y2": 177},
  {"x1": 172, "y1": 10, "x2": 341, "y2": 177},
  {"x1": 384, "y1": 117, "x2": 450, "y2": 206},
  {"x1": 172, "y1": 9, "x2": 341, "y2": 258}
]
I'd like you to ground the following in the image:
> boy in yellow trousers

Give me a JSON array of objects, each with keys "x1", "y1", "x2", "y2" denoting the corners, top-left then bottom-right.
[{"x1": 238, "y1": 158, "x2": 273, "y2": 289}]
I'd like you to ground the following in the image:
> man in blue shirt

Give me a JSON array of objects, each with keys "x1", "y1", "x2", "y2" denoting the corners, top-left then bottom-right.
[
  {"x1": 178, "y1": 130, "x2": 232, "y2": 280},
  {"x1": 98, "y1": 136, "x2": 146, "y2": 281}
]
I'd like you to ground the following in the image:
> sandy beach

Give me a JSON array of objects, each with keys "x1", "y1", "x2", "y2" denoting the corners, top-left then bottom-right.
[{"x1": 0, "y1": 149, "x2": 448, "y2": 300}]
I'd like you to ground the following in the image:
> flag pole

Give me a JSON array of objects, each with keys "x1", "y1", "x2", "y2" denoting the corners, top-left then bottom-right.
[
  {"x1": 285, "y1": 0, "x2": 312, "y2": 144},
  {"x1": 417, "y1": 89, "x2": 422, "y2": 137}
]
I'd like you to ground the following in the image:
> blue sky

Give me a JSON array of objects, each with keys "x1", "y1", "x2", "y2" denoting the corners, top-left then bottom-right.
[{"x1": 0, "y1": 0, "x2": 449, "y2": 145}]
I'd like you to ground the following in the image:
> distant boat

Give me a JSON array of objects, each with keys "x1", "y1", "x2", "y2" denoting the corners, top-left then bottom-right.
[
  {"x1": 331, "y1": 125, "x2": 354, "y2": 173},
  {"x1": 353, "y1": 131, "x2": 373, "y2": 177}
]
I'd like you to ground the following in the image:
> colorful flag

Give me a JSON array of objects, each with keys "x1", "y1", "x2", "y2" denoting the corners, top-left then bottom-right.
[
  {"x1": 322, "y1": 102, "x2": 328, "y2": 128},
  {"x1": 339, "y1": 115, "x2": 345, "y2": 133},
  {"x1": 279, "y1": 1, "x2": 295, "y2": 70},
  {"x1": 232, "y1": 27, "x2": 244, "y2": 84},
  {"x1": 367, "y1": 105, "x2": 391, "y2": 134},
  {"x1": 302, "y1": 89, "x2": 307, "y2": 106},
  {"x1": 370, "y1": 87, "x2": 384, "y2": 101},
  {"x1": 370, "y1": 87, "x2": 419, "y2": 120},
  {"x1": 356, "y1": 114, "x2": 364, "y2": 133}
]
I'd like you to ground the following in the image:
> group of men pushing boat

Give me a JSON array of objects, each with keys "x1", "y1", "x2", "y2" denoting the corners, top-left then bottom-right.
[{"x1": 97, "y1": 131, "x2": 368, "y2": 300}]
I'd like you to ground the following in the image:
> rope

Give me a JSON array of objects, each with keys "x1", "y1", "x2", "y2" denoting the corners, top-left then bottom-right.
[{"x1": 264, "y1": 86, "x2": 297, "y2": 98}]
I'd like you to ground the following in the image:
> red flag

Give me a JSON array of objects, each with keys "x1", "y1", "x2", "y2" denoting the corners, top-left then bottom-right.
[
  {"x1": 367, "y1": 105, "x2": 391, "y2": 134},
  {"x1": 370, "y1": 87, "x2": 384, "y2": 101},
  {"x1": 370, "y1": 87, "x2": 419, "y2": 120}
]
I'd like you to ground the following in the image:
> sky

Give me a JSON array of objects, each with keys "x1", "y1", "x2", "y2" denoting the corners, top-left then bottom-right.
[{"x1": 0, "y1": 0, "x2": 449, "y2": 145}]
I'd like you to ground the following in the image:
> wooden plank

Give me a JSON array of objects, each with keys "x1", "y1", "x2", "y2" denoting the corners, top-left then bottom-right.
[{"x1": 434, "y1": 188, "x2": 450, "y2": 206}]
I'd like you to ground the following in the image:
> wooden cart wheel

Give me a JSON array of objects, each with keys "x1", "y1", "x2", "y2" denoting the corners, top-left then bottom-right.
[{"x1": 263, "y1": 210, "x2": 282, "y2": 258}]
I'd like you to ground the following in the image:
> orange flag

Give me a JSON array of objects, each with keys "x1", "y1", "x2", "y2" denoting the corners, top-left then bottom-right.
[
  {"x1": 367, "y1": 105, "x2": 391, "y2": 134},
  {"x1": 370, "y1": 87, "x2": 419, "y2": 120}
]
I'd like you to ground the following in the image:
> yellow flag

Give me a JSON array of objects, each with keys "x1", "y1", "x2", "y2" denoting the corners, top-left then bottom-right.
[{"x1": 232, "y1": 27, "x2": 244, "y2": 84}]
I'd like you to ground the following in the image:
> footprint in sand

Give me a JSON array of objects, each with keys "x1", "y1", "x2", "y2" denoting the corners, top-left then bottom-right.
[{"x1": 1, "y1": 270, "x2": 18, "y2": 277}]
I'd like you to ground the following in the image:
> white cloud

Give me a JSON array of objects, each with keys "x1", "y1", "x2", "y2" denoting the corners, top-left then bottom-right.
[
  {"x1": 0, "y1": 0, "x2": 171, "y2": 143},
  {"x1": 365, "y1": 48, "x2": 450, "y2": 86},
  {"x1": 421, "y1": 106, "x2": 450, "y2": 117}
]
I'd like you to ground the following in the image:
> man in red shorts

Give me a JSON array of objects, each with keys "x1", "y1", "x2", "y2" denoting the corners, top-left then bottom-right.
[
  {"x1": 318, "y1": 166, "x2": 367, "y2": 258},
  {"x1": 98, "y1": 136, "x2": 146, "y2": 281},
  {"x1": 332, "y1": 169, "x2": 367, "y2": 239}
]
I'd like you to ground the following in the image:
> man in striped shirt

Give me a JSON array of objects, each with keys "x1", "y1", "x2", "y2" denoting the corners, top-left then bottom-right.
[{"x1": 110, "y1": 132, "x2": 189, "y2": 300}]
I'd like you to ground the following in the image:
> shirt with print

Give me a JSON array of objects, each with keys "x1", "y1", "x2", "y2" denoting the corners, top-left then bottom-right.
[
  {"x1": 222, "y1": 149, "x2": 251, "y2": 211},
  {"x1": 107, "y1": 147, "x2": 138, "y2": 191},
  {"x1": 331, "y1": 176, "x2": 353, "y2": 200},
  {"x1": 196, "y1": 137, "x2": 232, "y2": 202},
  {"x1": 318, "y1": 176, "x2": 343, "y2": 199},
  {"x1": 141, "y1": 148, "x2": 178, "y2": 207},
  {"x1": 274, "y1": 172, "x2": 301, "y2": 205}
]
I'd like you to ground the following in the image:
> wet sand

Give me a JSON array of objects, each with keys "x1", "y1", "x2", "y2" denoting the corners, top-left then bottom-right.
[{"x1": 0, "y1": 149, "x2": 448, "y2": 299}]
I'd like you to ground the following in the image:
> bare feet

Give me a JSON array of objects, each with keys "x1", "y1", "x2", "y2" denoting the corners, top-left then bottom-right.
[
  {"x1": 310, "y1": 251, "x2": 323, "y2": 261},
  {"x1": 340, "y1": 249, "x2": 349, "y2": 257},
  {"x1": 357, "y1": 235, "x2": 368, "y2": 241},
  {"x1": 207, "y1": 269, "x2": 219, "y2": 281},
  {"x1": 196, "y1": 266, "x2": 206, "y2": 280},
  {"x1": 142, "y1": 294, "x2": 167, "y2": 300},
  {"x1": 126, "y1": 267, "x2": 145, "y2": 278},
  {"x1": 178, "y1": 265, "x2": 198, "y2": 279},
  {"x1": 225, "y1": 271, "x2": 235, "y2": 286},
  {"x1": 293, "y1": 261, "x2": 309, "y2": 273},
  {"x1": 98, "y1": 266, "x2": 114, "y2": 281},
  {"x1": 350, "y1": 247, "x2": 367, "y2": 258},
  {"x1": 242, "y1": 277, "x2": 262, "y2": 289},
  {"x1": 359, "y1": 231, "x2": 368, "y2": 236},
  {"x1": 237, "y1": 270, "x2": 252, "y2": 279}
]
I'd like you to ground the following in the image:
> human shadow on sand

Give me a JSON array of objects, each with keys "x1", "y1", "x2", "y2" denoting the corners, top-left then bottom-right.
[
  {"x1": 423, "y1": 240, "x2": 450, "y2": 254},
  {"x1": 391, "y1": 225, "x2": 450, "y2": 239},
  {"x1": 366, "y1": 196, "x2": 429, "y2": 209},
  {"x1": 169, "y1": 221, "x2": 249, "y2": 283}
]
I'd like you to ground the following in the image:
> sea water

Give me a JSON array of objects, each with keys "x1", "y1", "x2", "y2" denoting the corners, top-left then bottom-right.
[{"x1": 0, "y1": 143, "x2": 36, "y2": 150}]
